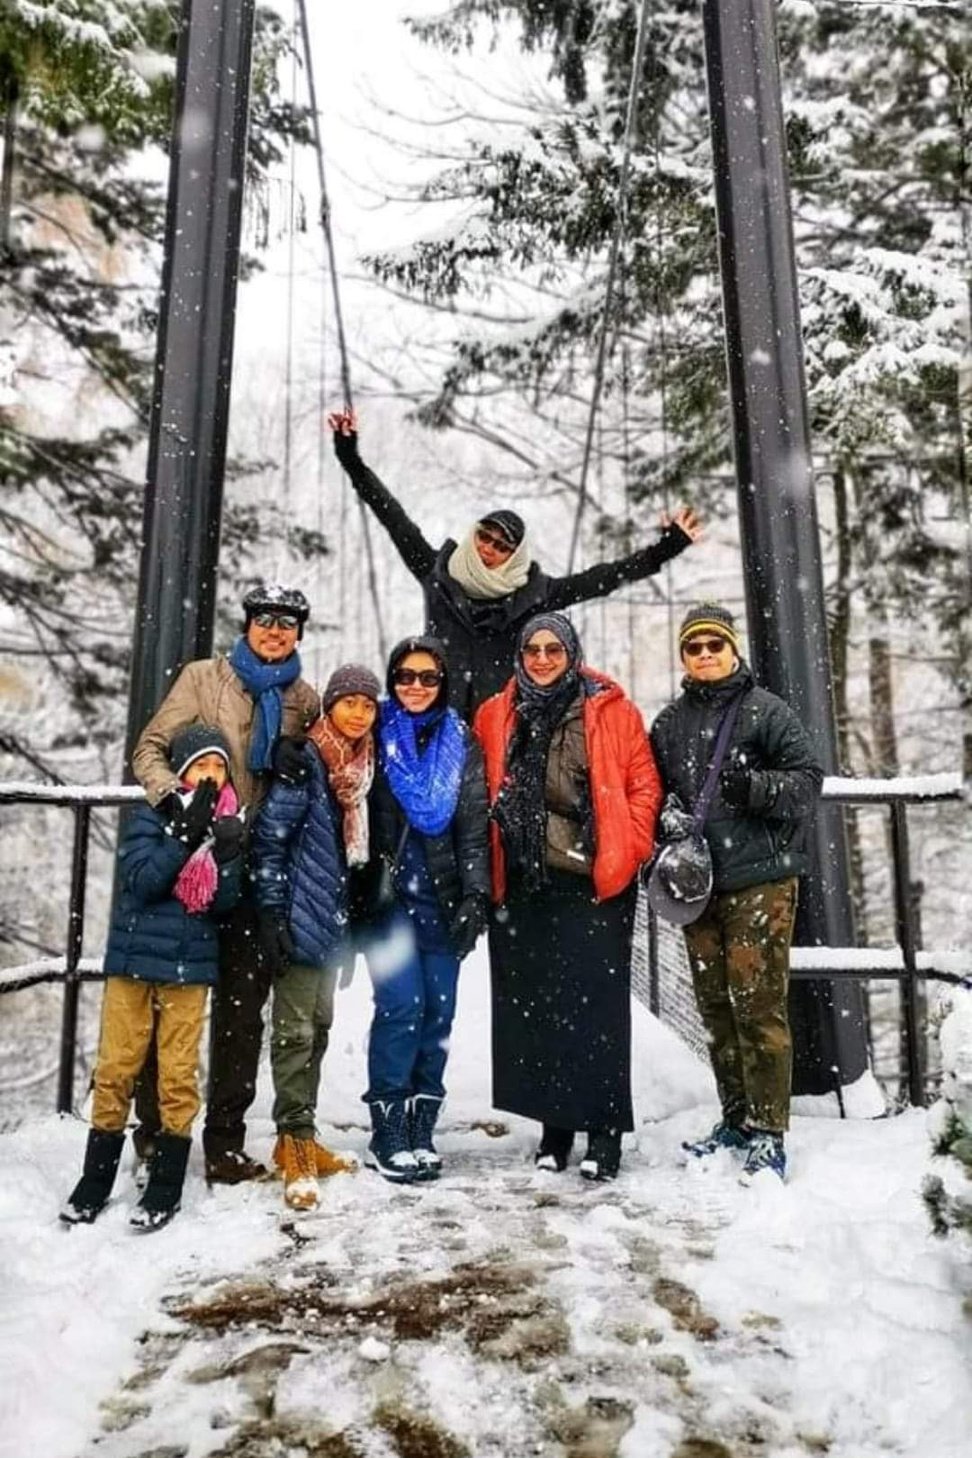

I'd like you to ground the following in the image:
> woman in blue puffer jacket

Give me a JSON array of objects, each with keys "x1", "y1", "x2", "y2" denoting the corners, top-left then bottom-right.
[{"x1": 251, "y1": 663, "x2": 381, "y2": 1212}]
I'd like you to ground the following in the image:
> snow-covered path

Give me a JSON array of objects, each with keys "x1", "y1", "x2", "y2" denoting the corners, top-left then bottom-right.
[{"x1": 1, "y1": 957, "x2": 969, "y2": 1458}]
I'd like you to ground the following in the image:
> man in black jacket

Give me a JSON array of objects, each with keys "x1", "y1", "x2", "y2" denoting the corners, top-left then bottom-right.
[
  {"x1": 650, "y1": 602, "x2": 823, "y2": 1183},
  {"x1": 329, "y1": 410, "x2": 701, "y2": 721}
]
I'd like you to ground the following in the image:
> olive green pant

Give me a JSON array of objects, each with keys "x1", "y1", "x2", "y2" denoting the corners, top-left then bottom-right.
[
  {"x1": 683, "y1": 878, "x2": 798, "y2": 1133},
  {"x1": 270, "y1": 962, "x2": 338, "y2": 1140}
]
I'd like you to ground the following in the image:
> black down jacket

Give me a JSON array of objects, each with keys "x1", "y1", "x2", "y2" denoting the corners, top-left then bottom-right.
[
  {"x1": 365, "y1": 723, "x2": 490, "y2": 939},
  {"x1": 250, "y1": 747, "x2": 348, "y2": 967},
  {"x1": 338, "y1": 449, "x2": 690, "y2": 721},
  {"x1": 649, "y1": 664, "x2": 823, "y2": 894}
]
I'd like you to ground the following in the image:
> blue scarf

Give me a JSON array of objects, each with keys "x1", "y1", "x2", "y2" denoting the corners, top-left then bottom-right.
[
  {"x1": 228, "y1": 637, "x2": 303, "y2": 772},
  {"x1": 379, "y1": 698, "x2": 467, "y2": 837}
]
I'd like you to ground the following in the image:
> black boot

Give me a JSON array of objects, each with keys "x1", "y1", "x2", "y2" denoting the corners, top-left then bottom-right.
[
  {"x1": 580, "y1": 1128, "x2": 621, "y2": 1182},
  {"x1": 535, "y1": 1125, "x2": 574, "y2": 1173},
  {"x1": 130, "y1": 1132, "x2": 191, "y2": 1232},
  {"x1": 60, "y1": 1129, "x2": 125, "y2": 1225},
  {"x1": 409, "y1": 1095, "x2": 443, "y2": 1181},
  {"x1": 365, "y1": 1100, "x2": 418, "y2": 1183}
]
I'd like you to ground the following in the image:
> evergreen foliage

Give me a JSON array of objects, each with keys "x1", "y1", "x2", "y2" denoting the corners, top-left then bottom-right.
[
  {"x1": 0, "y1": 0, "x2": 314, "y2": 770},
  {"x1": 375, "y1": 0, "x2": 969, "y2": 693},
  {"x1": 923, "y1": 989, "x2": 972, "y2": 1243}
]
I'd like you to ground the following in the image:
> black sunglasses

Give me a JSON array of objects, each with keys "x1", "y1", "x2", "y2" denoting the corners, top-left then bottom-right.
[
  {"x1": 476, "y1": 525, "x2": 514, "y2": 554},
  {"x1": 393, "y1": 668, "x2": 443, "y2": 688},
  {"x1": 253, "y1": 611, "x2": 300, "y2": 631},
  {"x1": 683, "y1": 637, "x2": 729, "y2": 656}
]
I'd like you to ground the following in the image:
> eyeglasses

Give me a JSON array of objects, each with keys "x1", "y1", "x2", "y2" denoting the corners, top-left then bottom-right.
[
  {"x1": 475, "y1": 525, "x2": 514, "y2": 555},
  {"x1": 522, "y1": 642, "x2": 567, "y2": 661},
  {"x1": 393, "y1": 668, "x2": 443, "y2": 688},
  {"x1": 252, "y1": 611, "x2": 300, "y2": 631},
  {"x1": 683, "y1": 637, "x2": 729, "y2": 656}
]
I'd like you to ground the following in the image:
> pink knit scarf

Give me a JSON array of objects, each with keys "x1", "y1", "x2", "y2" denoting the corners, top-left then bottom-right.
[{"x1": 173, "y1": 781, "x2": 239, "y2": 914}]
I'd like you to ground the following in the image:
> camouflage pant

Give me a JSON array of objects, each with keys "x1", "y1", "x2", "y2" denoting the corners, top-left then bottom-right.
[{"x1": 683, "y1": 878, "x2": 798, "y2": 1133}]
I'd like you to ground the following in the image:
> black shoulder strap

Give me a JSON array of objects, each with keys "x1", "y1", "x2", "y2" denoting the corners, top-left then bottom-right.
[{"x1": 693, "y1": 693, "x2": 744, "y2": 831}]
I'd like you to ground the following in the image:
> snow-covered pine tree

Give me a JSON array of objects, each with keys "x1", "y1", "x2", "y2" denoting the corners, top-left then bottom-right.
[
  {"x1": 0, "y1": 1, "x2": 317, "y2": 774},
  {"x1": 923, "y1": 986, "x2": 972, "y2": 1243},
  {"x1": 369, "y1": 0, "x2": 968, "y2": 702}
]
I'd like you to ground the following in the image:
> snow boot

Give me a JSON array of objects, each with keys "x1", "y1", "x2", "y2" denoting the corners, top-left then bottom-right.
[
  {"x1": 534, "y1": 1125, "x2": 574, "y2": 1173},
  {"x1": 204, "y1": 1148, "x2": 270, "y2": 1185},
  {"x1": 60, "y1": 1128, "x2": 125, "y2": 1225},
  {"x1": 579, "y1": 1128, "x2": 621, "y2": 1183},
  {"x1": 681, "y1": 1119, "x2": 749, "y2": 1160},
  {"x1": 272, "y1": 1134, "x2": 357, "y2": 1180},
  {"x1": 277, "y1": 1134, "x2": 320, "y2": 1212},
  {"x1": 130, "y1": 1131, "x2": 191, "y2": 1232},
  {"x1": 132, "y1": 1126, "x2": 157, "y2": 1193},
  {"x1": 409, "y1": 1095, "x2": 443, "y2": 1181},
  {"x1": 365, "y1": 1099, "x2": 418, "y2": 1183},
  {"x1": 739, "y1": 1130, "x2": 786, "y2": 1184}
]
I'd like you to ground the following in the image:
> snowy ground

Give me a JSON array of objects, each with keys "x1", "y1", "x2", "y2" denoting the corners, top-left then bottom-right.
[{"x1": 1, "y1": 952, "x2": 970, "y2": 1458}]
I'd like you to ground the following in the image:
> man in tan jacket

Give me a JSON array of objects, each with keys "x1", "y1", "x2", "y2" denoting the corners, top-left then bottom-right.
[{"x1": 132, "y1": 582, "x2": 319, "y2": 1183}]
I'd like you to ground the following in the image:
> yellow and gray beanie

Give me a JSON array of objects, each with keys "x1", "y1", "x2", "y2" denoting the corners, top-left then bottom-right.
[{"x1": 678, "y1": 601, "x2": 741, "y2": 654}]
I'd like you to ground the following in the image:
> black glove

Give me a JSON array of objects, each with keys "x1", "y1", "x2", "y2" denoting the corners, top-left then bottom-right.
[
  {"x1": 450, "y1": 895, "x2": 488, "y2": 959},
  {"x1": 165, "y1": 779, "x2": 218, "y2": 849},
  {"x1": 258, "y1": 910, "x2": 295, "y2": 976},
  {"x1": 211, "y1": 814, "x2": 245, "y2": 864},
  {"x1": 719, "y1": 761, "x2": 752, "y2": 811},
  {"x1": 332, "y1": 425, "x2": 361, "y2": 470},
  {"x1": 272, "y1": 735, "x2": 310, "y2": 787}
]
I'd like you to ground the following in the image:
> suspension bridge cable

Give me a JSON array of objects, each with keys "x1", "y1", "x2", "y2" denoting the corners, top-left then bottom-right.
[
  {"x1": 296, "y1": 0, "x2": 388, "y2": 658},
  {"x1": 565, "y1": 0, "x2": 654, "y2": 574}
]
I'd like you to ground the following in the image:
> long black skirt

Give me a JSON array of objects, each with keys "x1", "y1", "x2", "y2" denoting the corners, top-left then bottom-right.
[{"x1": 488, "y1": 869, "x2": 637, "y2": 1133}]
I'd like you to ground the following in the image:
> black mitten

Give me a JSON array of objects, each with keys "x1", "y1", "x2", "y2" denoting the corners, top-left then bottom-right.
[
  {"x1": 272, "y1": 736, "x2": 310, "y2": 786},
  {"x1": 165, "y1": 779, "x2": 218, "y2": 849},
  {"x1": 258, "y1": 910, "x2": 295, "y2": 976},
  {"x1": 450, "y1": 895, "x2": 488, "y2": 959},
  {"x1": 211, "y1": 815, "x2": 244, "y2": 864}
]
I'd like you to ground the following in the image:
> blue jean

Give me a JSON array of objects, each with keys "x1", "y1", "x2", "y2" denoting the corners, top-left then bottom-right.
[{"x1": 362, "y1": 910, "x2": 460, "y2": 1103}]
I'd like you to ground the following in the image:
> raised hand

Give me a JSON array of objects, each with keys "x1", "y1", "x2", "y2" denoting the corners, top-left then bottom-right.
[{"x1": 661, "y1": 506, "x2": 702, "y2": 543}]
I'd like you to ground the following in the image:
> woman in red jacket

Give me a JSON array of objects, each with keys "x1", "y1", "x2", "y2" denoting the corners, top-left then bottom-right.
[{"x1": 474, "y1": 611, "x2": 662, "y2": 1180}]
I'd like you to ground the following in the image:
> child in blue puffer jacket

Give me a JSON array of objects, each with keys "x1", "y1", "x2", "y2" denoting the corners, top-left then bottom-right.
[
  {"x1": 60, "y1": 726, "x2": 244, "y2": 1232},
  {"x1": 251, "y1": 663, "x2": 380, "y2": 1212}
]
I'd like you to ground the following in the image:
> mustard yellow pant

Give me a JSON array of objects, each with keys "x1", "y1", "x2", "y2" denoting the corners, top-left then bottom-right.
[{"x1": 91, "y1": 977, "x2": 208, "y2": 1137}]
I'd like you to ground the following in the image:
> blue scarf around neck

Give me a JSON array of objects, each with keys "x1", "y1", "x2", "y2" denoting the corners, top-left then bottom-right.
[
  {"x1": 228, "y1": 636, "x2": 302, "y2": 772},
  {"x1": 379, "y1": 698, "x2": 467, "y2": 837}
]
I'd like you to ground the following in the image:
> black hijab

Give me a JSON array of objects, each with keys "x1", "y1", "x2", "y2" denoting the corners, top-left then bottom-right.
[{"x1": 492, "y1": 612, "x2": 583, "y2": 892}]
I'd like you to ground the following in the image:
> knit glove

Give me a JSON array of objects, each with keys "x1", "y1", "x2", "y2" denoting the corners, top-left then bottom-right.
[
  {"x1": 719, "y1": 761, "x2": 752, "y2": 811},
  {"x1": 211, "y1": 814, "x2": 245, "y2": 865},
  {"x1": 332, "y1": 425, "x2": 361, "y2": 470},
  {"x1": 258, "y1": 909, "x2": 295, "y2": 977},
  {"x1": 272, "y1": 735, "x2": 310, "y2": 787},
  {"x1": 450, "y1": 894, "x2": 488, "y2": 960},
  {"x1": 164, "y1": 779, "x2": 218, "y2": 849}
]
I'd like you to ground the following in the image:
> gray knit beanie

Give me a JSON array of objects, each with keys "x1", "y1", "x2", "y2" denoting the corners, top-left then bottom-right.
[{"x1": 322, "y1": 663, "x2": 381, "y2": 714}]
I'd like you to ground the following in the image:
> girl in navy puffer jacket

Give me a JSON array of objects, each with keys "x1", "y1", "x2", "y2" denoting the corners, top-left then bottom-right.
[
  {"x1": 251, "y1": 663, "x2": 380, "y2": 1212},
  {"x1": 61, "y1": 725, "x2": 244, "y2": 1232}
]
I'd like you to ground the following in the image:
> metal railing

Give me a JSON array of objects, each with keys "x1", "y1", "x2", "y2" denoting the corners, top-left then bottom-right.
[
  {"x1": 642, "y1": 772, "x2": 970, "y2": 1106},
  {"x1": 0, "y1": 782, "x2": 144, "y2": 1112},
  {"x1": 1, "y1": 773, "x2": 969, "y2": 1116}
]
